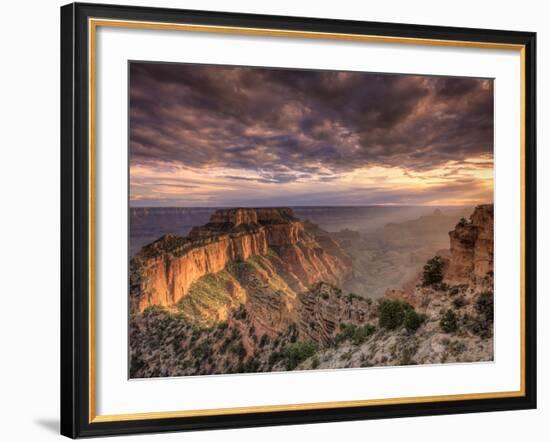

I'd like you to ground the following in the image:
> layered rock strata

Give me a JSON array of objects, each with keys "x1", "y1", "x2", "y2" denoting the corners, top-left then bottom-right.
[
  {"x1": 296, "y1": 282, "x2": 375, "y2": 345},
  {"x1": 445, "y1": 204, "x2": 494, "y2": 285},
  {"x1": 130, "y1": 208, "x2": 351, "y2": 315}
]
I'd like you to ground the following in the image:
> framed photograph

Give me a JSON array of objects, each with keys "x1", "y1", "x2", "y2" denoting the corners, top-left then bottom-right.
[{"x1": 60, "y1": 2, "x2": 536, "y2": 438}]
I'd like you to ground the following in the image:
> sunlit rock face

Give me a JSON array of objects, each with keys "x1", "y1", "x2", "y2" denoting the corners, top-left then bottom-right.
[
  {"x1": 209, "y1": 208, "x2": 259, "y2": 226},
  {"x1": 207, "y1": 207, "x2": 296, "y2": 226},
  {"x1": 446, "y1": 204, "x2": 494, "y2": 285},
  {"x1": 131, "y1": 231, "x2": 268, "y2": 312},
  {"x1": 130, "y1": 208, "x2": 351, "y2": 316}
]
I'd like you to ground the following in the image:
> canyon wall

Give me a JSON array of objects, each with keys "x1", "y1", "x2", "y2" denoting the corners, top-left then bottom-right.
[
  {"x1": 445, "y1": 204, "x2": 494, "y2": 284},
  {"x1": 131, "y1": 208, "x2": 351, "y2": 313},
  {"x1": 131, "y1": 230, "x2": 268, "y2": 312},
  {"x1": 296, "y1": 282, "x2": 375, "y2": 345}
]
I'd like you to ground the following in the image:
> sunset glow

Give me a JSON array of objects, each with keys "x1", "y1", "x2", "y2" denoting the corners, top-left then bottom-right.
[{"x1": 129, "y1": 63, "x2": 493, "y2": 207}]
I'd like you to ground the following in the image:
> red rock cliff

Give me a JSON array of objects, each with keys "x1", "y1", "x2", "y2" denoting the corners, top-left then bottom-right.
[
  {"x1": 445, "y1": 204, "x2": 494, "y2": 284},
  {"x1": 131, "y1": 208, "x2": 351, "y2": 313}
]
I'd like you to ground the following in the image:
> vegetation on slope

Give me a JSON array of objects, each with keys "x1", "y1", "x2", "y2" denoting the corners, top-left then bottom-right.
[{"x1": 176, "y1": 270, "x2": 242, "y2": 324}]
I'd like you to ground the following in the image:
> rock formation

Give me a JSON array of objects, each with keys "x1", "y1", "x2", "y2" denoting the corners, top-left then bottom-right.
[
  {"x1": 445, "y1": 204, "x2": 494, "y2": 285},
  {"x1": 296, "y1": 282, "x2": 375, "y2": 345},
  {"x1": 300, "y1": 204, "x2": 495, "y2": 372},
  {"x1": 130, "y1": 208, "x2": 351, "y2": 318}
]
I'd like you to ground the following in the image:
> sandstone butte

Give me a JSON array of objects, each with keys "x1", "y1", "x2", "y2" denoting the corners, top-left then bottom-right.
[
  {"x1": 130, "y1": 208, "x2": 352, "y2": 316},
  {"x1": 446, "y1": 204, "x2": 494, "y2": 284}
]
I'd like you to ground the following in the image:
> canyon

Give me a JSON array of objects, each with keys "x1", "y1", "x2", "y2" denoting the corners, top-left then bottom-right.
[{"x1": 130, "y1": 204, "x2": 494, "y2": 378}]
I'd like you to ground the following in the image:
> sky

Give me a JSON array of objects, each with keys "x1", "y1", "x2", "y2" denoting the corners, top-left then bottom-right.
[{"x1": 129, "y1": 62, "x2": 494, "y2": 207}]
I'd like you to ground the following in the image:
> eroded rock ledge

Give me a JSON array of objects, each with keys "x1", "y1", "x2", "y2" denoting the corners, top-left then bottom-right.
[
  {"x1": 446, "y1": 204, "x2": 494, "y2": 285},
  {"x1": 130, "y1": 208, "x2": 351, "y2": 314}
]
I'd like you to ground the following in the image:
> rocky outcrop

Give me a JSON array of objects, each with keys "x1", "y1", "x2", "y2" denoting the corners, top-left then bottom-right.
[
  {"x1": 131, "y1": 230, "x2": 268, "y2": 312},
  {"x1": 131, "y1": 208, "x2": 351, "y2": 314},
  {"x1": 296, "y1": 282, "x2": 375, "y2": 345},
  {"x1": 209, "y1": 207, "x2": 296, "y2": 225},
  {"x1": 445, "y1": 204, "x2": 493, "y2": 285}
]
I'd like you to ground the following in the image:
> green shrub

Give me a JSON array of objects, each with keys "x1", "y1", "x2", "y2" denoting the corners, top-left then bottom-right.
[
  {"x1": 473, "y1": 319, "x2": 492, "y2": 338},
  {"x1": 192, "y1": 341, "x2": 210, "y2": 359},
  {"x1": 220, "y1": 337, "x2": 231, "y2": 354},
  {"x1": 466, "y1": 314, "x2": 492, "y2": 338},
  {"x1": 447, "y1": 340, "x2": 467, "y2": 356},
  {"x1": 449, "y1": 286, "x2": 460, "y2": 296},
  {"x1": 346, "y1": 292, "x2": 362, "y2": 302},
  {"x1": 243, "y1": 357, "x2": 260, "y2": 373},
  {"x1": 287, "y1": 323, "x2": 298, "y2": 343},
  {"x1": 452, "y1": 296, "x2": 468, "y2": 309},
  {"x1": 476, "y1": 291, "x2": 494, "y2": 321},
  {"x1": 259, "y1": 334, "x2": 270, "y2": 347},
  {"x1": 422, "y1": 256, "x2": 444, "y2": 286},
  {"x1": 340, "y1": 350, "x2": 353, "y2": 361},
  {"x1": 336, "y1": 323, "x2": 376, "y2": 345},
  {"x1": 268, "y1": 351, "x2": 283, "y2": 368},
  {"x1": 311, "y1": 356, "x2": 320, "y2": 369},
  {"x1": 284, "y1": 341, "x2": 317, "y2": 370},
  {"x1": 378, "y1": 299, "x2": 413, "y2": 330},
  {"x1": 230, "y1": 342, "x2": 247, "y2": 360},
  {"x1": 403, "y1": 310, "x2": 424, "y2": 332},
  {"x1": 440, "y1": 309, "x2": 458, "y2": 333}
]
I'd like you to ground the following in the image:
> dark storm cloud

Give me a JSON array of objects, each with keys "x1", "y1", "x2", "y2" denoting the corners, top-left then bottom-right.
[{"x1": 130, "y1": 63, "x2": 493, "y2": 182}]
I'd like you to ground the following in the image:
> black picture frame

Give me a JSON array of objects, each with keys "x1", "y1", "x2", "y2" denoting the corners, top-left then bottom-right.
[{"x1": 61, "y1": 2, "x2": 537, "y2": 438}]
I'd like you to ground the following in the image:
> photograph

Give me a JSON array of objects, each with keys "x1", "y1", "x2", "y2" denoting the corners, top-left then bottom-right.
[
  {"x1": 128, "y1": 62, "x2": 495, "y2": 378},
  {"x1": 57, "y1": 1, "x2": 538, "y2": 438},
  {"x1": 0, "y1": 0, "x2": 542, "y2": 440}
]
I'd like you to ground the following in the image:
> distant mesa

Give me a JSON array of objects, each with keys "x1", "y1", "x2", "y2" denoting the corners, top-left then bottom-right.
[
  {"x1": 188, "y1": 207, "x2": 298, "y2": 238},
  {"x1": 208, "y1": 207, "x2": 296, "y2": 226}
]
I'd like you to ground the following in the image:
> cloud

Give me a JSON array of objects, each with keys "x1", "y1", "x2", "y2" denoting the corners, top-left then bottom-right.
[{"x1": 129, "y1": 62, "x2": 493, "y2": 206}]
